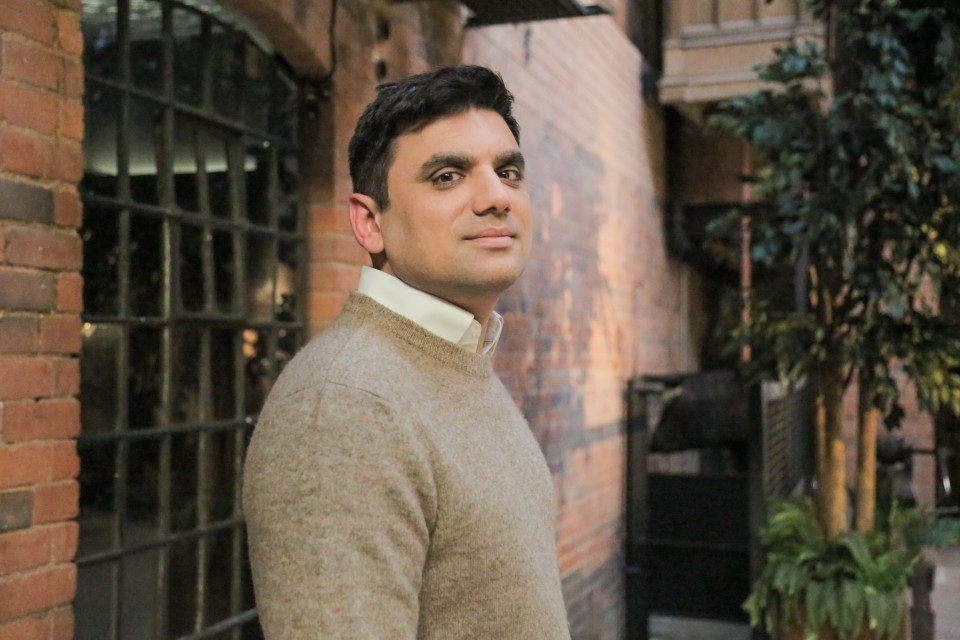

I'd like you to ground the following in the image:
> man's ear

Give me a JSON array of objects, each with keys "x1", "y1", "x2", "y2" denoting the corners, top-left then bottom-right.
[{"x1": 348, "y1": 193, "x2": 385, "y2": 255}]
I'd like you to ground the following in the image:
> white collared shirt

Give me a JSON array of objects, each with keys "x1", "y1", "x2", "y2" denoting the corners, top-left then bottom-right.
[{"x1": 357, "y1": 266, "x2": 503, "y2": 355}]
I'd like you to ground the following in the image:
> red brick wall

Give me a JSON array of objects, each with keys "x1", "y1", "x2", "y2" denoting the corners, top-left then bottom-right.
[
  {"x1": 464, "y1": 16, "x2": 700, "y2": 638},
  {"x1": 0, "y1": 0, "x2": 84, "y2": 637}
]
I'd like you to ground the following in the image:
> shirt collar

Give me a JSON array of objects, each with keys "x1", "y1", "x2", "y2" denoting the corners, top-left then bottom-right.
[{"x1": 357, "y1": 266, "x2": 503, "y2": 355}]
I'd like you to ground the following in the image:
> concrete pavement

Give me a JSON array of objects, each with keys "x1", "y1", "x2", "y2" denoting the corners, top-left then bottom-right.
[{"x1": 930, "y1": 545, "x2": 960, "y2": 640}]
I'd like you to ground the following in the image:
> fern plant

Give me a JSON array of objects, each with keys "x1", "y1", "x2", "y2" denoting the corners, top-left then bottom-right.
[{"x1": 745, "y1": 499, "x2": 960, "y2": 640}]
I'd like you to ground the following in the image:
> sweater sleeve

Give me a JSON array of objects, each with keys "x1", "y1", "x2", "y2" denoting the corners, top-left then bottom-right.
[{"x1": 243, "y1": 383, "x2": 436, "y2": 639}]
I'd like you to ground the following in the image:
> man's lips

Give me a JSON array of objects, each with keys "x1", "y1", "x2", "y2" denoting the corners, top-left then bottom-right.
[{"x1": 464, "y1": 228, "x2": 516, "y2": 248}]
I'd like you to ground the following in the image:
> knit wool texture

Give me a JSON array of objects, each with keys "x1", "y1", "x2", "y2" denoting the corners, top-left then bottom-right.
[{"x1": 243, "y1": 293, "x2": 571, "y2": 639}]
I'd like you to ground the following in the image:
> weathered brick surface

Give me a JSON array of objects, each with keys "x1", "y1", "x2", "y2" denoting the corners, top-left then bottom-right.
[
  {"x1": 53, "y1": 189, "x2": 82, "y2": 229},
  {"x1": 0, "y1": 615, "x2": 51, "y2": 640},
  {"x1": 0, "y1": 526, "x2": 52, "y2": 574},
  {"x1": 0, "y1": 129, "x2": 52, "y2": 178},
  {"x1": 38, "y1": 315, "x2": 81, "y2": 354},
  {"x1": 0, "y1": 270, "x2": 56, "y2": 311},
  {"x1": 50, "y1": 358, "x2": 78, "y2": 397},
  {"x1": 0, "y1": 358, "x2": 55, "y2": 401},
  {"x1": 0, "y1": 1, "x2": 84, "y2": 635},
  {"x1": 308, "y1": 260, "x2": 361, "y2": 293},
  {"x1": 48, "y1": 521, "x2": 76, "y2": 564},
  {"x1": 49, "y1": 608, "x2": 72, "y2": 640},
  {"x1": 0, "y1": 179, "x2": 54, "y2": 225},
  {"x1": 4, "y1": 226, "x2": 82, "y2": 271},
  {"x1": 52, "y1": 140, "x2": 82, "y2": 183},
  {"x1": 0, "y1": 81, "x2": 59, "y2": 136},
  {"x1": 0, "y1": 521, "x2": 76, "y2": 576},
  {"x1": 0, "y1": 0, "x2": 58, "y2": 46},
  {"x1": 54, "y1": 11, "x2": 82, "y2": 56},
  {"x1": 1, "y1": 400, "x2": 79, "y2": 444},
  {"x1": 0, "y1": 490, "x2": 34, "y2": 534},
  {"x1": 0, "y1": 564, "x2": 75, "y2": 622},
  {"x1": 0, "y1": 315, "x2": 40, "y2": 353},
  {"x1": 1, "y1": 39, "x2": 62, "y2": 91},
  {"x1": 57, "y1": 98, "x2": 83, "y2": 142},
  {"x1": 54, "y1": 272, "x2": 82, "y2": 312},
  {"x1": 31, "y1": 481, "x2": 78, "y2": 524},
  {"x1": 47, "y1": 442, "x2": 78, "y2": 482},
  {"x1": 308, "y1": 290, "x2": 349, "y2": 325},
  {"x1": 0, "y1": 442, "x2": 78, "y2": 490}
]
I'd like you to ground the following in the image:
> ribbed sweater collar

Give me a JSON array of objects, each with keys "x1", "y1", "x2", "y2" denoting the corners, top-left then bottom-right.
[{"x1": 340, "y1": 292, "x2": 495, "y2": 379}]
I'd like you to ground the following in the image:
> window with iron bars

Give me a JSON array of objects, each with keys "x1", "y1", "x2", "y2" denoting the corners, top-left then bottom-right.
[{"x1": 77, "y1": 0, "x2": 305, "y2": 637}]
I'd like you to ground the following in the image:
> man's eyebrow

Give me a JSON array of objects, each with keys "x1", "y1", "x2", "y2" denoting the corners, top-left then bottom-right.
[
  {"x1": 416, "y1": 153, "x2": 474, "y2": 181},
  {"x1": 496, "y1": 150, "x2": 525, "y2": 170}
]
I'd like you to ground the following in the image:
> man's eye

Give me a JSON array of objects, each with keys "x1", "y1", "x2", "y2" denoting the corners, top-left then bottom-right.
[
  {"x1": 432, "y1": 171, "x2": 462, "y2": 186},
  {"x1": 498, "y1": 168, "x2": 523, "y2": 182}
]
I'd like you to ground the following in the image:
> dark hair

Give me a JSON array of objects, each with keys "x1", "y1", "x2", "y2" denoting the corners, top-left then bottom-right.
[{"x1": 348, "y1": 65, "x2": 520, "y2": 209}]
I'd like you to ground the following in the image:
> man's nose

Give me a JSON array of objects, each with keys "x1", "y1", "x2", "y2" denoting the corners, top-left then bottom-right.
[{"x1": 471, "y1": 169, "x2": 511, "y2": 215}]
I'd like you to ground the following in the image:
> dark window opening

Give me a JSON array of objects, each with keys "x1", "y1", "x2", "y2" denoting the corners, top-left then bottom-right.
[{"x1": 78, "y1": 1, "x2": 305, "y2": 637}]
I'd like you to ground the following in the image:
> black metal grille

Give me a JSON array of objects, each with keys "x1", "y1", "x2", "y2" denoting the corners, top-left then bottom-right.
[
  {"x1": 77, "y1": 1, "x2": 304, "y2": 637},
  {"x1": 760, "y1": 379, "x2": 813, "y2": 499},
  {"x1": 459, "y1": 0, "x2": 607, "y2": 27}
]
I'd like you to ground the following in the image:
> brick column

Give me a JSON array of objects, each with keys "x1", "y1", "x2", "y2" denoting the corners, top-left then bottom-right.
[{"x1": 0, "y1": 0, "x2": 83, "y2": 638}]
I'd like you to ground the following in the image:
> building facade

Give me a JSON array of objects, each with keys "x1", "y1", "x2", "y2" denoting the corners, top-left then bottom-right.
[
  {"x1": 1, "y1": 0, "x2": 701, "y2": 637},
  {"x1": 1, "y1": 0, "x2": 939, "y2": 639}
]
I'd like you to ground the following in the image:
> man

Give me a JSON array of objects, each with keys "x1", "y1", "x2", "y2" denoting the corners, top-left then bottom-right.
[{"x1": 243, "y1": 65, "x2": 570, "y2": 639}]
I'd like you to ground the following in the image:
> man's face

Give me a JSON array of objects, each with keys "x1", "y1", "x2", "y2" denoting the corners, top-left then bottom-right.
[{"x1": 376, "y1": 108, "x2": 532, "y2": 315}]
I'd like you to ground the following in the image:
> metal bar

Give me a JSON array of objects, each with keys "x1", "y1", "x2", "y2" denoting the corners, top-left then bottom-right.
[
  {"x1": 85, "y1": 73, "x2": 290, "y2": 145},
  {"x1": 154, "y1": 2, "x2": 177, "y2": 636},
  {"x1": 624, "y1": 380, "x2": 652, "y2": 640},
  {"x1": 80, "y1": 313, "x2": 305, "y2": 331},
  {"x1": 81, "y1": 190, "x2": 305, "y2": 240},
  {"x1": 111, "y1": 439, "x2": 127, "y2": 640},
  {"x1": 167, "y1": 0, "x2": 258, "y2": 40},
  {"x1": 175, "y1": 607, "x2": 259, "y2": 640},
  {"x1": 77, "y1": 518, "x2": 247, "y2": 568},
  {"x1": 110, "y1": 1, "x2": 132, "y2": 636},
  {"x1": 196, "y1": 126, "x2": 212, "y2": 217},
  {"x1": 194, "y1": 330, "x2": 213, "y2": 631},
  {"x1": 78, "y1": 417, "x2": 255, "y2": 445},
  {"x1": 229, "y1": 329, "x2": 246, "y2": 639},
  {"x1": 268, "y1": 140, "x2": 279, "y2": 229},
  {"x1": 200, "y1": 14, "x2": 214, "y2": 112}
]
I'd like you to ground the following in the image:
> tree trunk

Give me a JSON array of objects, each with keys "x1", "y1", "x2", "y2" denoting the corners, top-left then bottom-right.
[
  {"x1": 815, "y1": 383, "x2": 829, "y2": 529},
  {"x1": 816, "y1": 362, "x2": 848, "y2": 538},
  {"x1": 855, "y1": 379, "x2": 878, "y2": 534}
]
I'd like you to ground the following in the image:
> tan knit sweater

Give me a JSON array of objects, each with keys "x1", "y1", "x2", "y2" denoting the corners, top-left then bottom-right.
[{"x1": 243, "y1": 293, "x2": 570, "y2": 639}]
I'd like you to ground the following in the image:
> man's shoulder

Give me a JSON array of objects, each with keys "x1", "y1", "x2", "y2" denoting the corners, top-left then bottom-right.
[
  {"x1": 271, "y1": 305, "x2": 416, "y2": 399},
  {"x1": 249, "y1": 319, "x2": 410, "y2": 452}
]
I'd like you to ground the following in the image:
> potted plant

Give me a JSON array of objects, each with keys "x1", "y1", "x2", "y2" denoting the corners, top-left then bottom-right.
[
  {"x1": 746, "y1": 500, "x2": 960, "y2": 640},
  {"x1": 708, "y1": 1, "x2": 960, "y2": 637}
]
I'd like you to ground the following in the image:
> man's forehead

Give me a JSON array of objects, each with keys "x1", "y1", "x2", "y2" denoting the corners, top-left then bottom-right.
[{"x1": 393, "y1": 109, "x2": 519, "y2": 158}]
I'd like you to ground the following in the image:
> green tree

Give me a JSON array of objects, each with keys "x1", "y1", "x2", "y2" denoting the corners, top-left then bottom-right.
[{"x1": 712, "y1": 0, "x2": 960, "y2": 539}]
